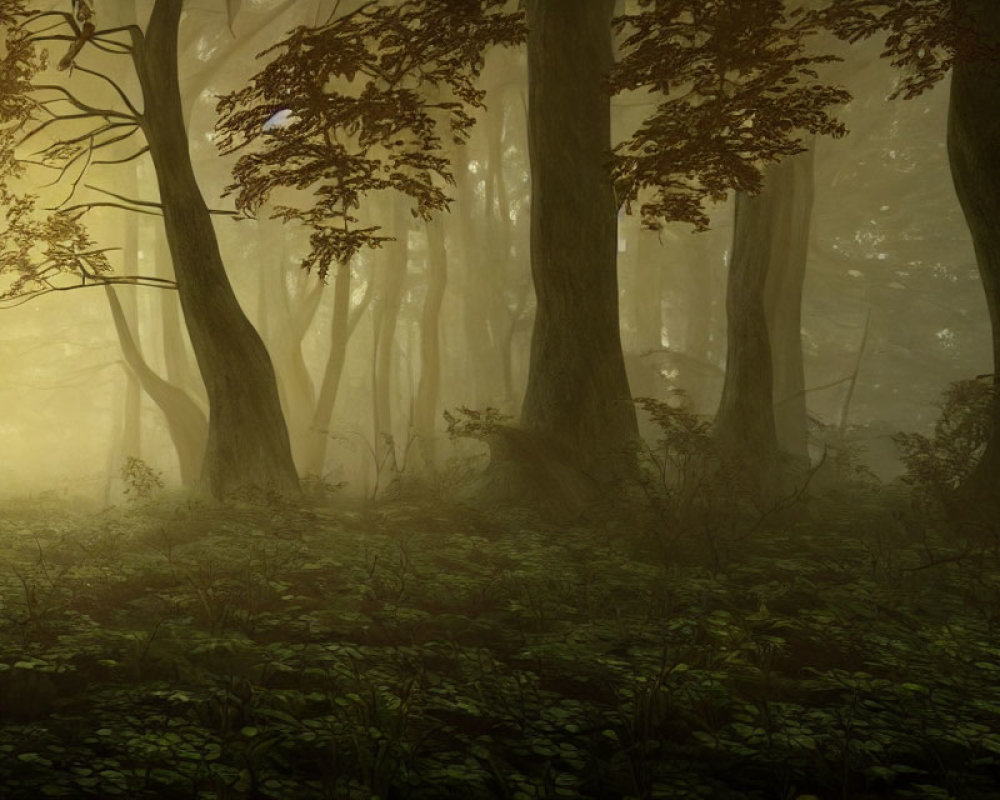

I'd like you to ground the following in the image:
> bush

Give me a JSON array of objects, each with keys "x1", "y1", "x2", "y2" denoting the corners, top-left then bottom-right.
[
  {"x1": 893, "y1": 376, "x2": 994, "y2": 514},
  {"x1": 119, "y1": 457, "x2": 164, "y2": 502}
]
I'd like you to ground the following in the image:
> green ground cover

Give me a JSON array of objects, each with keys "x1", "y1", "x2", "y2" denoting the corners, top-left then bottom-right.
[{"x1": 0, "y1": 479, "x2": 997, "y2": 799}]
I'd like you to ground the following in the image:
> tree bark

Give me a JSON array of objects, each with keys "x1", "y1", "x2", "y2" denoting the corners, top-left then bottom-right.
[
  {"x1": 762, "y1": 148, "x2": 814, "y2": 465},
  {"x1": 713, "y1": 188, "x2": 781, "y2": 503},
  {"x1": 156, "y1": 230, "x2": 205, "y2": 408},
  {"x1": 948, "y1": 0, "x2": 1000, "y2": 514},
  {"x1": 132, "y1": 0, "x2": 298, "y2": 497},
  {"x1": 521, "y1": 0, "x2": 637, "y2": 482}
]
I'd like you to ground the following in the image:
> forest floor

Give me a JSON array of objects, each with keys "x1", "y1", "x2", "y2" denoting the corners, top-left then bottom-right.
[{"x1": 0, "y1": 484, "x2": 998, "y2": 800}]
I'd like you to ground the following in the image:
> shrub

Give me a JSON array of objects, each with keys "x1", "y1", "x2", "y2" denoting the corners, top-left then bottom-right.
[
  {"x1": 119, "y1": 457, "x2": 164, "y2": 501},
  {"x1": 893, "y1": 376, "x2": 994, "y2": 514}
]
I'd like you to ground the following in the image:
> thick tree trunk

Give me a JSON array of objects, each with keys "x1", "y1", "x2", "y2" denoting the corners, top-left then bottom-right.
[
  {"x1": 155, "y1": 231, "x2": 204, "y2": 407},
  {"x1": 762, "y1": 149, "x2": 814, "y2": 465},
  {"x1": 132, "y1": 0, "x2": 298, "y2": 497},
  {"x1": 106, "y1": 286, "x2": 208, "y2": 486},
  {"x1": 714, "y1": 189, "x2": 781, "y2": 503},
  {"x1": 948, "y1": 0, "x2": 1000, "y2": 514},
  {"x1": 521, "y1": 0, "x2": 637, "y2": 481}
]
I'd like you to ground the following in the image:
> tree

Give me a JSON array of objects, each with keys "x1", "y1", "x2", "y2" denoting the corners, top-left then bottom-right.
[
  {"x1": 819, "y1": 0, "x2": 1000, "y2": 513},
  {"x1": 714, "y1": 146, "x2": 815, "y2": 501},
  {"x1": 0, "y1": 0, "x2": 299, "y2": 497},
  {"x1": 945, "y1": 2, "x2": 1000, "y2": 514},
  {"x1": 612, "y1": 0, "x2": 847, "y2": 497},
  {"x1": 520, "y1": 0, "x2": 636, "y2": 484},
  {"x1": 215, "y1": 0, "x2": 525, "y2": 477},
  {"x1": 218, "y1": 0, "x2": 854, "y2": 502}
]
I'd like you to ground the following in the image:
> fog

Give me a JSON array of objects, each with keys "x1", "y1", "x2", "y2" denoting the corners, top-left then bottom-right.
[
  {"x1": 5, "y1": 4, "x2": 1000, "y2": 799},
  {"x1": 0, "y1": 6, "x2": 984, "y2": 502}
]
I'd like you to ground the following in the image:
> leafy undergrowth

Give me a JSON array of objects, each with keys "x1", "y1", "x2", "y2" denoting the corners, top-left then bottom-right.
[{"x1": 0, "y1": 489, "x2": 998, "y2": 800}]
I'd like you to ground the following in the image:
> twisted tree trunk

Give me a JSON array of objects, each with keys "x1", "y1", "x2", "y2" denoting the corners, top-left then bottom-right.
[{"x1": 131, "y1": 0, "x2": 298, "y2": 497}]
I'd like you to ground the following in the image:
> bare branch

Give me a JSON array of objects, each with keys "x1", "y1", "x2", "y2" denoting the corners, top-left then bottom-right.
[
  {"x1": 32, "y1": 121, "x2": 137, "y2": 158},
  {"x1": 0, "y1": 274, "x2": 178, "y2": 309},
  {"x1": 30, "y1": 83, "x2": 136, "y2": 121},
  {"x1": 54, "y1": 201, "x2": 161, "y2": 217},
  {"x1": 94, "y1": 146, "x2": 150, "y2": 166},
  {"x1": 57, "y1": 135, "x2": 95, "y2": 207},
  {"x1": 67, "y1": 62, "x2": 140, "y2": 116}
]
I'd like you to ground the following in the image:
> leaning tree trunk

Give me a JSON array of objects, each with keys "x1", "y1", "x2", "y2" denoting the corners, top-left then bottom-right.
[
  {"x1": 306, "y1": 260, "x2": 372, "y2": 476},
  {"x1": 714, "y1": 187, "x2": 782, "y2": 504},
  {"x1": 106, "y1": 286, "x2": 208, "y2": 486},
  {"x1": 521, "y1": 0, "x2": 637, "y2": 482},
  {"x1": 762, "y1": 147, "x2": 815, "y2": 466},
  {"x1": 948, "y1": 0, "x2": 1000, "y2": 514},
  {"x1": 155, "y1": 231, "x2": 204, "y2": 407},
  {"x1": 131, "y1": 0, "x2": 298, "y2": 497}
]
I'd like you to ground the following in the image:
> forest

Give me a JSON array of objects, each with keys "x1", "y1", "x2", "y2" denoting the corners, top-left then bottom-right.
[{"x1": 0, "y1": 0, "x2": 998, "y2": 798}]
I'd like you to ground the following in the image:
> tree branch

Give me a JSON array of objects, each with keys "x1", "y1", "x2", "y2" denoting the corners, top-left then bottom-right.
[{"x1": 67, "y1": 62, "x2": 140, "y2": 116}]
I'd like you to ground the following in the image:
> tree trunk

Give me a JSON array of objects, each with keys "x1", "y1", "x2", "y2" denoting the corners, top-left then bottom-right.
[
  {"x1": 120, "y1": 210, "x2": 142, "y2": 463},
  {"x1": 762, "y1": 148, "x2": 814, "y2": 465},
  {"x1": 454, "y1": 146, "x2": 496, "y2": 407},
  {"x1": 948, "y1": 0, "x2": 1000, "y2": 514},
  {"x1": 306, "y1": 262, "x2": 352, "y2": 476},
  {"x1": 414, "y1": 215, "x2": 448, "y2": 469},
  {"x1": 372, "y1": 201, "x2": 408, "y2": 447},
  {"x1": 258, "y1": 221, "x2": 323, "y2": 473},
  {"x1": 714, "y1": 189, "x2": 781, "y2": 503},
  {"x1": 632, "y1": 226, "x2": 665, "y2": 354},
  {"x1": 521, "y1": 0, "x2": 637, "y2": 482},
  {"x1": 106, "y1": 286, "x2": 208, "y2": 486},
  {"x1": 131, "y1": 0, "x2": 298, "y2": 497},
  {"x1": 156, "y1": 230, "x2": 205, "y2": 407}
]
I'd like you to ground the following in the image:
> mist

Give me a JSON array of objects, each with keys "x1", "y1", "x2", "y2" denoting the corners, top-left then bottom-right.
[{"x1": 0, "y1": 2, "x2": 998, "y2": 798}]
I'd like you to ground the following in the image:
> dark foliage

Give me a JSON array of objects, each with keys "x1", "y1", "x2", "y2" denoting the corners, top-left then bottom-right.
[
  {"x1": 816, "y1": 0, "x2": 968, "y2": 99},
  {"x1": 611, "y1": 0, "x2": 849, "y2": 230},
  {"x1": 215, "y1": 0, "x2": 525, "y2": 280},
  {"x1": 894, "y1": 376, "x2": 995, "y2": 515},
  {"x1": 0, "y1": 485, "x2": 998, "y2": 799}
]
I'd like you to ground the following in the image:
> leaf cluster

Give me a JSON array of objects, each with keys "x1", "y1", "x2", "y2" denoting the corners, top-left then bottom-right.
[
  {"x1": 816, "y1": 0, "x2": 963, "y2": 99},
  {"x1": 0, "y1": 1, "x2": 153, "y2": 305},
  {"x1": 0, "y1": 176, "x2": 112, "y2": 306},
  {"x1": 612, "y1": 0, "x2": 849, "y2": 230},
  {"x1": 893, "y1": 376, "x2": 995, "y2": 512},
  {"x1": 442, "y1": 405, "x2": 511, "y2": 440},
  {"x1": 632, "y1": 395, "x2": 759, "y2": 568},
  {"x1": 215, "y1": 0, "x2": 525, "y2": 280},
  {"x1": 119, "y1": 457, "x2": 165, "y2": 502},
  {"x1": 0, "y1": 1, "x2": 43, "y2": 129}
]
